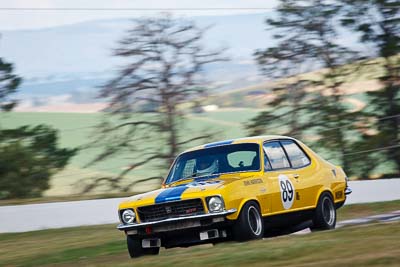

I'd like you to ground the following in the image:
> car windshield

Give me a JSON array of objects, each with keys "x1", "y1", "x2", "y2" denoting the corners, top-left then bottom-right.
[{"x1": 166, "y1": 143, "x2": 260, "y2": 184}]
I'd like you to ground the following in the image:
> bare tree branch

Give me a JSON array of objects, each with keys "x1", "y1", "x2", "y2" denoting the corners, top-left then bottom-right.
[
  {"x1": 83, "y1": 15, "x2": 225, "y2": 193},
  {"x1": 122, "y1": 176, "x2": 164, "y2": 192},
  {"x1": 177, "y1": 134, "x2": 213, "y2": 146},
  {"x1": 115, "y1": 121, "x2": 163, "y2": 130}
]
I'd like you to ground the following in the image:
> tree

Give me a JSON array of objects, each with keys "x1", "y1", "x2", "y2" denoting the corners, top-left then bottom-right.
[
  {"x1": 248, "y1": 0, "x2": 360, "y2": 173},
  {"x1": 249, "y1": 12, "x2": 317, "y2": 138},
  {"x1": 84, "y1": 15, "x2": 225, "y2": 192},
  {"x1": 0, "y1": 57, "x2": 76, "y2": 199},
  {"x1": 341, "y1": 0, "x2": 400, "y2": 176},
  {"x1": 295, "y1": 0, "x2": 359, "y2": 173},
  {"x1": 0, "y1": 126, "x2": 76, "y2": 199},
  {"x1": 0, "y1": 57, "x2": 21, "y2": 111}
]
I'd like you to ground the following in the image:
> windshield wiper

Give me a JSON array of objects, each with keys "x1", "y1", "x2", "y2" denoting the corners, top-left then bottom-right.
[
  {"x1": 189, "y1": 172, "x2": 201, "y2": 178},
  {"x1": 168, "y1": 175, "x2": 197, "y2": 185},
  {"x1": 191, "y1": 172, "x2": 217, "y2": 179}
]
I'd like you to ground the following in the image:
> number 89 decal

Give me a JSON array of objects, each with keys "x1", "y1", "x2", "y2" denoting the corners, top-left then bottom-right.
[{"x1": 278, "y1": 174, "x2": 295, "y2": 209}]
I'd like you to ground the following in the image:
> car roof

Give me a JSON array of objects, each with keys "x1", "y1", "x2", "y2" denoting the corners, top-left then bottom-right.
[{"x1": 182, "y1": 135, "x2": 296, "y2": 153}]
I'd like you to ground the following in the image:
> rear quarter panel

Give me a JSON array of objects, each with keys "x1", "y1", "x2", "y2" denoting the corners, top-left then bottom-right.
[{"x1": 299, "y1": 141, "x2": 347, "y2": 206}]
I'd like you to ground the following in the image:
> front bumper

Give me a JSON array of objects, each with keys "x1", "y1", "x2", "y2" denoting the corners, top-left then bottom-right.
[
  {"x1": 117, "y1": 208, "x2": 237, "y2": 232},
  {"x1": 345, "y1": 187, "x2": 352, "y2": 195}
]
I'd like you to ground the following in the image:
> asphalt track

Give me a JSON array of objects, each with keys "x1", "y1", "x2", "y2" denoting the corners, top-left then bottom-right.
[
  {"x1": 292, "y1": 209, "x2": 400, "y2": 235},
  {"x1": 1, "y1": 179, "x2": 399, "y2": 233}
]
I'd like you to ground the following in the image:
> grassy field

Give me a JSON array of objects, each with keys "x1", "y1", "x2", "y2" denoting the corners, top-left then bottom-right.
[
  {"x1": 0, "y1": 54, "x2": 395, "y2": 197},
  {"x1": 0, "y1": 111, "x2": 255, "y2": 197},
  {"x1": 337, "y1": 199, "x2": 400, "y2": 221},
  {"x1": 211, "y1": 55, "x2": 393, "y2": 108},
  {"x1": 1, "y1": 54, "x2": 396, "y2": 199},
  {"x1": 0, "y1": 106, "x2": 396, "y2": 199},
  {"x1": 0, "y1": 200, "x2": 399, "y2": 267}
]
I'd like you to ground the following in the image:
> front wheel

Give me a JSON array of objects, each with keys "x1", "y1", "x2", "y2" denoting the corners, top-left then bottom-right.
[
  {"x1": 127, "y1": 236, "x2": 160, "y2": 258},
  {"x1": 310, "y1": 193, "x2": 336, "y2": 231},
  {"x1": 233, "y1": 201, "x2": 264, "y2": 241}
]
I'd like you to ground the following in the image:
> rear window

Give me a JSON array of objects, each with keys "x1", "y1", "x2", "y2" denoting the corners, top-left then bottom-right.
[{"x1": 227, "y1": 151, "x2": 258, "y2": 168}]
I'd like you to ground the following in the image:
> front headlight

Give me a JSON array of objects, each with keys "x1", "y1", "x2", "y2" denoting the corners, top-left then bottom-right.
[
  {"x1": 121, "y1": 209, "x2": 136, "y2": 224},
  {"x1": 207, "y1": 196, "x2": 224, "y2": 213}
]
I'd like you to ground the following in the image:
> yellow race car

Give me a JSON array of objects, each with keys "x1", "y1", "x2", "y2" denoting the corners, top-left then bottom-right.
[{"x1": 117, "y1": 136, "x2": 351, "y2": 257}]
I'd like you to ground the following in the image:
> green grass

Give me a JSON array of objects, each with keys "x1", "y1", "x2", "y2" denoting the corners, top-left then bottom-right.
[
  {"x1": 338, "y1": 199, "x2": 400, "y2": 221},
  {"x1": 1, "y1": 55, "x2": 397, "y2": 199},
  {"x1": 0, "y1": 221, "x2": 398, "y2": 267},
  {"x1": 0, "y1": 107, "x2": 397, "y2": 199},
  {"x1": 0, "y1": 111, "x2": 254, "y2": 197},
  {"x1": 0, "y1": 200, "x2": 399, "y2": 266},
  {"x1": 0, "y1": 54, "x2": 397, "y2": 197}
]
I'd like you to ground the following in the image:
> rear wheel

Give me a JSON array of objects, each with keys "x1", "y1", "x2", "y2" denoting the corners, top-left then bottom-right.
[
  {"x1": 127, "y1": 236, "x2": 160, "y2": 258},
  {"x1": 311, "y1": 193, "x2": 336, "y2": 231},
  {"x1": 233, "y1": 201, "x2": 264, "y2": 241}
]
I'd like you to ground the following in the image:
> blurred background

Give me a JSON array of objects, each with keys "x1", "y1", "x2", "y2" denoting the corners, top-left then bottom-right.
[{"x1": 0, "y1": 0, "x2": 399, "y2": 266}]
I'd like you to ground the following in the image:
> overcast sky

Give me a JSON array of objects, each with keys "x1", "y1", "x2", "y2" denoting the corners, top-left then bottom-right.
[{"x1": 0, "y1": 0, "x2": 278, "y2": 30}]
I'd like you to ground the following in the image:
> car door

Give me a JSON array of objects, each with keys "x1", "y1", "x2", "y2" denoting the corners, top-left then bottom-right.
[
  {"x1": 263, "y1": 139, "x2": 316, "y2": 215},
  {"x1": 263, "y1": 141, "x2": 296, "y2": 214},
  {"x1": 279, "y1": 139, "x2": 315, "y2": 211}
]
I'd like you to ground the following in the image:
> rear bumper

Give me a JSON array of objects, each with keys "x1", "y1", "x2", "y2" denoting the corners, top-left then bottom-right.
[{"x1": 117, "y1": 208, "x2": 237, "y2": 233}]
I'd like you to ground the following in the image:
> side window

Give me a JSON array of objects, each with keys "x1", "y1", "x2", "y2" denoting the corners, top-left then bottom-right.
[
  {"x1": 263, "y1": 141, "x2": 290, "y2": 169},
  {"x1": 264, "y1": 152, "x2": 272, "y2": 171},
  {"x1": 281, "y1": 140, "x2": 310, "y2": 168}
]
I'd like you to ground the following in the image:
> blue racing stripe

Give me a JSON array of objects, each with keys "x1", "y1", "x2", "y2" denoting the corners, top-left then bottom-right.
[
  {"x1": 204, "y1": 140, "x2": 233, "y2": 148},
  {"x1": 155, "y1": 186, "x2": 189, "y2": 203}
]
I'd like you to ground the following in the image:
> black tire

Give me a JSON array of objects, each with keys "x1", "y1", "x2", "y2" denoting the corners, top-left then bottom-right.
[
  {"x1": 310, "y1": 193, "x2": 336, "y2": 231},
  {"x1": 233, "y1": 201, "x2": 264, "y2": 241},
  {"x1": 127, "y1": 236, "x2": 160, "y2": 258}
]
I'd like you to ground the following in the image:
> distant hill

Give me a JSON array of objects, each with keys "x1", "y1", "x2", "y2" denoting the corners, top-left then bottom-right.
[
  {"x1": 2, "y1": 13, "x2": 272, "y2": 75},
  {"x1": 208, "y1": 56, "x2": 389, "y2": 110},
  {"x1": 1, "y1": 12, "x2": 363, "y2": 110}
]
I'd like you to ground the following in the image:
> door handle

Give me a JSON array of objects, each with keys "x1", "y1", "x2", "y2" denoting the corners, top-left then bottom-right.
[{"x1": 293, "y1": 174, "x2": 299, "y2": 179}]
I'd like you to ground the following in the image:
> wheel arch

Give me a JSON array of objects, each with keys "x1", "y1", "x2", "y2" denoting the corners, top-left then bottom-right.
[
  {"x1": 226, "y1": 197, "x2": 261, "y2": 220},
  {"x1": 314, "y1": 188, "x2": 334, "y2": 208}
]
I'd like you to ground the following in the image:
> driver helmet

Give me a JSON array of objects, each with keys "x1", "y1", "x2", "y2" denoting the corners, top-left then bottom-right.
[{"x1": 196, "y1": 157, "x2": 218, "y2": 175}]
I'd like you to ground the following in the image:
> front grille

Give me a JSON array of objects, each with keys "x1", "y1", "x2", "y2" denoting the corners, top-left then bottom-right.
[{"x1": 137, "y1": 199, "x2": 205, "y2": 223}]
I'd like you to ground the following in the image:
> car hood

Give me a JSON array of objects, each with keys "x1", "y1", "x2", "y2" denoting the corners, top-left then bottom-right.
[{"x1": 119, "y1": 173, "x2": 255, "y2": 209}]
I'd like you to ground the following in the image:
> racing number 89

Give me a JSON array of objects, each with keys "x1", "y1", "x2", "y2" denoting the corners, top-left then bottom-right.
[{"x1": 280, "y1": 180, "x2": 293, "y2": 202}]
